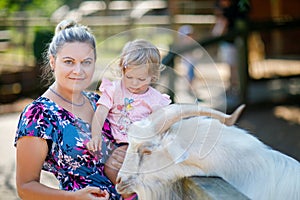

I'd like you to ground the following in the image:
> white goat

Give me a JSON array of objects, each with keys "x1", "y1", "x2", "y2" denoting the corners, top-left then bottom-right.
[{"x1": 116, "y1": 104, "x2": 300, "y2": 200}]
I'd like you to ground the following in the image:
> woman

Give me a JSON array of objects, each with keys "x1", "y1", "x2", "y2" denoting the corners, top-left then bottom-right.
[{"x1": 14, "y1": 19, "x2": 121, "y2": 200}]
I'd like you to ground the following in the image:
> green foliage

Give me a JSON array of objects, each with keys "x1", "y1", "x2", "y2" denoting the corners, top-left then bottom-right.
[
  {"x1": 0, "y1": 1, "x2": 8, "y2": 10},
  {"x1": 0, "y1": 0, "x2": 63, "y2": 17},
  {"x1": 33, "y1": 28, "x2": 53, "y2": 64},
  {"x1": 27, "y1": 0, "x2": 63, "y2": 16}
]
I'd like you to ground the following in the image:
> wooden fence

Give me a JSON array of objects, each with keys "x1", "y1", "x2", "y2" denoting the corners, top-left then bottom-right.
[{"x1": 181, "y1": 176, "x2": 250, "y2": 200}]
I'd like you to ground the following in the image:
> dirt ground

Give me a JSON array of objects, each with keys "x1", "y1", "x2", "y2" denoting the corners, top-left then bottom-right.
[{"x1": 238, "y1": 102, "x2": 300, "y2": 161}]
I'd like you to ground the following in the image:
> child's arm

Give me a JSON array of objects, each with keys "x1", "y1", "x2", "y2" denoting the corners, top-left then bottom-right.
[{"x1": 87, "y1": 105, "x2": 109, "y2": 152}]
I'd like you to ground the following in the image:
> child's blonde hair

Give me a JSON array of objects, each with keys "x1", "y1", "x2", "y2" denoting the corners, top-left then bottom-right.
[{"x1": 119, "y1": 39, "x2": 165, "y2": 83}]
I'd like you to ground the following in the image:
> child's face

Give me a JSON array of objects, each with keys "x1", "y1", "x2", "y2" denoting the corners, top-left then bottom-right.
[{"x1": 123, "y1": 65, "x2": 152, "y2": 94}]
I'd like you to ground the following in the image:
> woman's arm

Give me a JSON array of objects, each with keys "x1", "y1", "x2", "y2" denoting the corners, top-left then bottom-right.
[
  {"x1": 16, "y1": 136, "x2": 108, "y2": 200},
  {"x1": 104, "y1": 145, "x2": 128, "y2": 185},
  {"x1": 104, "y1": 145, "x2": 135, "y2": 198}
]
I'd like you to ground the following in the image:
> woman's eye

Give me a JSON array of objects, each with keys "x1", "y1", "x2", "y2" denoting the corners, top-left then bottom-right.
[
  {"x1": 82, "y1": 60, "x2": 92, "y2": 66},
  {"x1": 64, "y1": 60, "x2": 73, "y2": 65},
  {"x1": 138, "y1": 78, "x2": 146, "y2": 81},
  {"x1": 126, "y1": 75, "x2": 133, "y2": 79}
]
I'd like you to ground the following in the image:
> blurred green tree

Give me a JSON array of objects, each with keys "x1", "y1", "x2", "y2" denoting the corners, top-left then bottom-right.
[{"x1": 0, "y1": 0, "x2": 63, "y2": 16}]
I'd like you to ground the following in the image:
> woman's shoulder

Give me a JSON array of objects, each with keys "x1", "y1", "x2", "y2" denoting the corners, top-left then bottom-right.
[
  {"x1": 22, "y1": 96, "x2": 54, "y2": 114},
  {"x1": 15, "y1": 97, "x2": 61, "y2": 144},
  {"x1": 20, "y1": 96, "x2": 65, "y2": 122}
]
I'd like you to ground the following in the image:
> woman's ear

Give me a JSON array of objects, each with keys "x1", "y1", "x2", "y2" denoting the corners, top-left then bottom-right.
[{"x1": 49, "y1": 55, "x2": 55, "y2": 71}]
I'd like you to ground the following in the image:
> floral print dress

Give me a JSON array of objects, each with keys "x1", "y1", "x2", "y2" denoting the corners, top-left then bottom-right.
[{"x1": 14, "y1": 91, "x2": 121, "y2": 199}]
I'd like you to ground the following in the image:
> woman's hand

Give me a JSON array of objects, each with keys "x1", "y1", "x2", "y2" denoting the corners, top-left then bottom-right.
[
  {"x1": 74, "y1": 187, "x2": 109, "y2": 200},
  {"x1": 104, "y1": 145, "x2": 128, "y2": 185}
]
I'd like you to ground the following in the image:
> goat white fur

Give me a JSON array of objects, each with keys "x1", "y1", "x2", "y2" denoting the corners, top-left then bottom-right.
[{"x1": 116, "y1": 104, "x2": 300, "y2": 200}]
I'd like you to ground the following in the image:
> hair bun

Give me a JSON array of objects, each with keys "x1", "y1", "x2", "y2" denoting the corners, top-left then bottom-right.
[{"x1": 55, "y1": 19, "x2": 78, "y2": 35}]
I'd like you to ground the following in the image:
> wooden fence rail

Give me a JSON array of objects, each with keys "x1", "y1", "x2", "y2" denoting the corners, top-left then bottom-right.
[{"x1": 181, "y1": 176, "x2": 250, "y2": 200}]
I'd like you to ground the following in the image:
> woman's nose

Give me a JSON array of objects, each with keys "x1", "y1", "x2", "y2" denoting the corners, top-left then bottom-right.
[{"x1": 73, "y1": 63, "x2": 81, "y2": 73}]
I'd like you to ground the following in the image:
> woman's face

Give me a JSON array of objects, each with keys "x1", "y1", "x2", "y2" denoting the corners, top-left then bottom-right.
[
  {"x1": 50, "y1": 42, "x2": 95, "y2": 93},
  {"x1": 123, "y1": 65, "x2": 152, "y2": 94}
]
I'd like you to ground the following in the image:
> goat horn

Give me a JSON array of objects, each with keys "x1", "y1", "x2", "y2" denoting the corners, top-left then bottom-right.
[{"x1": 149, "y1": 104, "x2": 245, "y2": 134}]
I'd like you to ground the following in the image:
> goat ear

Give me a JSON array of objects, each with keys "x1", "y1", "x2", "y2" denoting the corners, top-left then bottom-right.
[{"x1": 166, "y1": 136, "x2": 189, "y2": 164}]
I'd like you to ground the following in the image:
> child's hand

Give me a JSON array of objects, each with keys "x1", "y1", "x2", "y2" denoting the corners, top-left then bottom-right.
[{"x1": 87, "y1": 134, "x2": 102, "y2": 152}]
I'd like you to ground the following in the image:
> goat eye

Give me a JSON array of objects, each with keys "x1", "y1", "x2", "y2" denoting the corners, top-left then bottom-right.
[
  {"x1": 141, "y1": 148, "x2": 152, "y2": 155},
  {"x1": 138, "y1": 146, "x2": 152, "y2": 156}
]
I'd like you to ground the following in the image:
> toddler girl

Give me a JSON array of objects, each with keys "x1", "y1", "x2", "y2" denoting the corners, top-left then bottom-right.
[{"x1": 87, "y1": 39, "x2": 171, "y2": 152}]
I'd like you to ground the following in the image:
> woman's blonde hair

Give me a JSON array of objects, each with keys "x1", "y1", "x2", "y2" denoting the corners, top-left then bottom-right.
[
  {"x1": 41, "y1": 19, "x2": 96, "y2": 86},
  {"x1": 119, "y1": 39, "x2": 165, "y2": 83}
]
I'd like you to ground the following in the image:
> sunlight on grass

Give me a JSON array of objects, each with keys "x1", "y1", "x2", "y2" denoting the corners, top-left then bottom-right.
[{"x1": 274, "y1": 105, "x2": 300, "y2": 125}]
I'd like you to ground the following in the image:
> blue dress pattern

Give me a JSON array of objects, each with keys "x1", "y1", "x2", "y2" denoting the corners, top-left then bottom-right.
[{"x1": 14, "y1": 91, "x2": 121, "y2": 199}]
